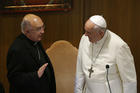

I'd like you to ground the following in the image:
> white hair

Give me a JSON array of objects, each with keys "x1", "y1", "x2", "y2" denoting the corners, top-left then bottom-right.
[{"x1": 21, "y1": 20, "x2": 31, "y2": 34}]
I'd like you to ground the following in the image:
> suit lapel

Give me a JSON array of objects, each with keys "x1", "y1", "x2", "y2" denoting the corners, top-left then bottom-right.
[{"x1": 21, "y1": 35, "x2": 40, "y2": 65}]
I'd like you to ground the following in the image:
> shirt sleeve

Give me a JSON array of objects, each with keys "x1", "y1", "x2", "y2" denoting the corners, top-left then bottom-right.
[
  {"x1": 74, "y1": 35, "x2": 86, "y2": 93},
  {"x1": 116, "y1": 43, "x2": 137, "y2": 93}
]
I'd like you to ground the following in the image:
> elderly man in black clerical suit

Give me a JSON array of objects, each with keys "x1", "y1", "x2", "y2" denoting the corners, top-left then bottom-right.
[{"x1": 7, "y1": 14, "x2": 56, "y2": 93}]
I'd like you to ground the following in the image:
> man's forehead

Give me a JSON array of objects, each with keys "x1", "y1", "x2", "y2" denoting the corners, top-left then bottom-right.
[
  {"x1": 23, "y1": 14, "x2": 44, "y2": 27},
  {"x1": 85, "y1": 20, "x2": 95, "y2": 30}
]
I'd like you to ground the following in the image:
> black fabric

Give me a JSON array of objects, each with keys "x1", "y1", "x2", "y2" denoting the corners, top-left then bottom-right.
[
  {"x1": 7, "y1": 34, "x2": 56, "y2": 93},
  {"x1": 35, "y1": 43, "x2": 52, "y2": 90},
  {"x1": 0, "y1": 82, "x2": 5, "y2": 93}
]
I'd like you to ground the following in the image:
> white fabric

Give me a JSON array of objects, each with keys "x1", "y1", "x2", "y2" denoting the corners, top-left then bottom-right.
[
  {"x1": 75, "y1": 30, "x2": 137, "y2": 93},
  {"x1": 89, "y1": 15, "x2": 107, "y2": 28}
]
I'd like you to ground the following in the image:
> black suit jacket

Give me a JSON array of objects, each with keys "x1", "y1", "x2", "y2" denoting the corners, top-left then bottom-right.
[
  {"x1": 7, "y1": 34, "x2": 56, "y2": 93},
  {"x1": 0, "y1": 82, "x2": 5, "y2": 93}
]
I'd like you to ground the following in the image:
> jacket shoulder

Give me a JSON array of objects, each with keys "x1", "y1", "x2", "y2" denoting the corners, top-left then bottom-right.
[
  {"x1": 108, "y1": 31, "x2": 127, "y2": 47},
  {"x1": 8, "y1": 35, "x2": 28, "y2": 53}
]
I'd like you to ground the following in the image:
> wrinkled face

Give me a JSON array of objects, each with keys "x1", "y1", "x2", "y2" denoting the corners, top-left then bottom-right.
[
  {"x1": 27, "y1": 24, "x2": 45, "y2": 42},
  {"x1": 84, "y1": 20, "x2": 104, "y2": 43},
  {"x1": 24, "y1": 15, "x2": 45, "y2": 42}
]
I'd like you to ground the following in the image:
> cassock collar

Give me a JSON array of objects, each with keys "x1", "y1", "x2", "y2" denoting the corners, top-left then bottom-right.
[{"x1": 20, "y1": 33, "x2": 38, "y2": 46}]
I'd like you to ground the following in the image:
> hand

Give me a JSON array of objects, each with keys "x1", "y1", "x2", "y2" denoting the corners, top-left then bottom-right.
[{"x1": 37, "y1": 63, "x2": 48, "y2": 78}]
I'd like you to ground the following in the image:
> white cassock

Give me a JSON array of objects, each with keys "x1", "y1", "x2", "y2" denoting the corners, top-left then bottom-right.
[{"x1": 75, "y1": 30, "x2": 137, "y2": 93}]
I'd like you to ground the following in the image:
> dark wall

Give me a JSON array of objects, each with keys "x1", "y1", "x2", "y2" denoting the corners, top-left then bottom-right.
[{"x1": 0, "y1": 0, "x2": 140, "y2": 93}]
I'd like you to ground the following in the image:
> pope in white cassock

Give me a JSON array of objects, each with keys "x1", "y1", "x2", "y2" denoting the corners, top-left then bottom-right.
[{"x1": 74, "y1": 15, "x2": 137, "y2": 93}]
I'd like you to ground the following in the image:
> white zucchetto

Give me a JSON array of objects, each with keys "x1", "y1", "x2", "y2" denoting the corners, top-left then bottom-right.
[{"x1": 89, "y1": 15, "x2": 107, "y2": 28}]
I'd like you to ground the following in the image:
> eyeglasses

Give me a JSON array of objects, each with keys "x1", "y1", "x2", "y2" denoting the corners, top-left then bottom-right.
[{"x1": 30, "y1": 25, "x2": 45, "y2": 32}]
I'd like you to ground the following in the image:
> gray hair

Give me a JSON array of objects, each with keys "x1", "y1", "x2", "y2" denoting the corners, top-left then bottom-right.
[{"x1": 21, "y1": 20, "x2": 31, "y2": 33}]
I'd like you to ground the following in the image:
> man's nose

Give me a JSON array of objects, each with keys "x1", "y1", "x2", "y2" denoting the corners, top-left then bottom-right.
[{"x1": 40, "y1": 29, "x2": 44, "y2": 34}]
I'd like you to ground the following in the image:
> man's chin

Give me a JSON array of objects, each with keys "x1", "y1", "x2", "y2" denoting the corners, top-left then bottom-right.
[
  {"x1": 38, "y1": 39, "x2": 41, "y2": 41},
  {"x1": 39, "y1": 37, "x2": 43, "y2": 41},
  {"x1": 36, "y1": 38, "x2": 41, "y2": 42}
]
